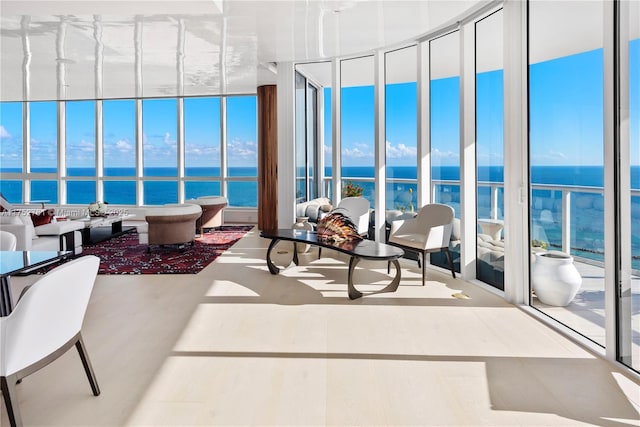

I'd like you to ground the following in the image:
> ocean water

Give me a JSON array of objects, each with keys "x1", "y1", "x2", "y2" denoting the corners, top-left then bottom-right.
[{"x1": 2, "y1": 165, "x2": 639, "y2": 266}]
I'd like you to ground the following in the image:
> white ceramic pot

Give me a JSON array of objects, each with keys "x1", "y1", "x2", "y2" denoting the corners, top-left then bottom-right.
[
  {"x1": 531, "y1": 251, "x2": 582, "y2": 306},
  {"x1": 292, "y1": 216, "x2": 314, "y2": 253}
]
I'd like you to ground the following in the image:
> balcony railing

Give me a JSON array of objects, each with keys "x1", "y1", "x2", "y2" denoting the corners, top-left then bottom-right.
[{"x1": 321, "y1": 176, "x2": 640, "y2": 273}]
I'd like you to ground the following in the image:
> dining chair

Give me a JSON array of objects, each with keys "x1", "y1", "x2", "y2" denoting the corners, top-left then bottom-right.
[
  {"x1": 0, "y1": 255, "x2": 101, "y2": 427},
  {"x1": 388, "y1": 203, "x2": 456, "y2": 285},
  {"x1": 0, "y1": 230, "x2": 17, "y2": 251}
]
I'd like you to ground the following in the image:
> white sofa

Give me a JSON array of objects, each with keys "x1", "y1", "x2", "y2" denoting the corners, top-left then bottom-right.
[
  {"x1": 295, "y1": 197, "x2": 332, "y2": 224},
  {"x1": 0, "y1": 213, "x2": 84, "y2": 255}
]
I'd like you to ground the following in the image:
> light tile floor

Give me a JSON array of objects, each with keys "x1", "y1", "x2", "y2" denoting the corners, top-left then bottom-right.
[{"x1": 4, "y1": 228, "x2": 640, "y2": 426}]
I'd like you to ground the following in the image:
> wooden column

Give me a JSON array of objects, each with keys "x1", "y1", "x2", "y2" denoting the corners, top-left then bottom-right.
[{"x1": 257, "y1": 85, "x2": 278, "y2": 230}]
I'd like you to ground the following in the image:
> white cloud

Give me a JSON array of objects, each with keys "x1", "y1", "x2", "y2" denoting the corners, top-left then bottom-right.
[
  {"x1": 0, "y1": 125, "x2": 11, "y2": 139},
  {"x1": 115, "y1": 139, "x2": 133, "y2": 152},
  {"x1": 385, "y1": 141, "x2": 416, "y2": 159},
  {"x1": 431, "y1": 148, "x2": 459, "y2": 160},
  {"x1": 342, "y1": 147, "x2": 372, "y2": 158}
]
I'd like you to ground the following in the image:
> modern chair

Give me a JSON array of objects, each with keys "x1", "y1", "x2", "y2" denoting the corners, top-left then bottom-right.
[
  {"x1": 0, "y1": 230, "x2": 17, "y2": 250},
  {"x1": 336, "y1": 196, "x2": 370, "y2": 236},
  {"x1": 388, "y1": 203, "x2": 456, "y2": 285},
  {"x1": 0, "y1": 255, "x2": 101, "y2": 427}
]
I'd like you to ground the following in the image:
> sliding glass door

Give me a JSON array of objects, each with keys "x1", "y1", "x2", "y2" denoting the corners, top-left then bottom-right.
[{"x1": 529, "y1": 0, "x2": 607, "y2": 347}]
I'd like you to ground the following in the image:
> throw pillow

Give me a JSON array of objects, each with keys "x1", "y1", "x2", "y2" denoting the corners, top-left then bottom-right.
[{"x1": 30, "y1": 211, "x2": 54, "y2": 227}]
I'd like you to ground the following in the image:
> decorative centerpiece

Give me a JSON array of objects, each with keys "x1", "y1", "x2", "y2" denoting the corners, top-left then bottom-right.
[
  {"x1": 316, "y1": 211, "x2": 362, "y2": 242},
  {"x1": 88, "y1": 201, "x2": 109, "y2": 217}
]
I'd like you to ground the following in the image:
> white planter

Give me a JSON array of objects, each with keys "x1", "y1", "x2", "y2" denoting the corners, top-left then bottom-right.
[
  {"x1": 292, "y1": 216, "x2": 313, "y2": 253},
  {"x1": 531, "y1": 251, "x2": 582, "y2": 306}
]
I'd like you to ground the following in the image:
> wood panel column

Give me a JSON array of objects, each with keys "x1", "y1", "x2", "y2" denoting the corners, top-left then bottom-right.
[{"x1": 257, "y1": 85, "x2": 278, "y2": 230}]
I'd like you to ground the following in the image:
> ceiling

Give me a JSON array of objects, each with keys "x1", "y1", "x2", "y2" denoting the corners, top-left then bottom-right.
[
  {"x1": 3, "y1": 1, "x2": 636, "y2": 103},
  {"x1": 0, "y1": 0, "x2": 484, "y2": 102}
]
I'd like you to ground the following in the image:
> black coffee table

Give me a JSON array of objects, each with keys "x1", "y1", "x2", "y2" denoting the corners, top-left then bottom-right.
[{"x1": 260, "y1": 229, "x2": 405, "y2": 300}]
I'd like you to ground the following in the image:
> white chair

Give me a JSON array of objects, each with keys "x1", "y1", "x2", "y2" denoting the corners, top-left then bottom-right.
[
  {"x1": 336, "y1": 196, "x2": 370, "y2": 236},
  {"x1": 0, "y1": 255, "x2": 101, "y2": 427},
  {"x1": 0, "y1": 230, "x2": 17, "y2": 251},
  {"x1": 388, "y1": 203, "x2": 456, "y2": 285}
]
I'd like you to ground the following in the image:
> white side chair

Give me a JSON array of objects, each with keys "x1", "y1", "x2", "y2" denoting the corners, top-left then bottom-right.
[
  {"x1": 0, "y1": 230, "x2": 17, "y2": 251},
  {"x1": 336, "y1": 196, "x2": 370, "y2": 236},
  {"x1": 388, "y1": 203, "x2": 456, "y2": 285},
  {"x1": 0, "y1": 255, "x2": 101, "y2": 427}
]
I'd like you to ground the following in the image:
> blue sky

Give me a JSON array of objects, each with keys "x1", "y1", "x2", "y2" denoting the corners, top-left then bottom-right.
[{"x1": 1, "y1": 41, "x2": 638, "y2": 173}]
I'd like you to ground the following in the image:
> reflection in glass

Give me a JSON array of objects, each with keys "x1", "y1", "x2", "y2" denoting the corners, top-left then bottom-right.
[
  {"x1": 529, "y1": 0, "x2": 605, "y2": 347},
  {"x1": 476, "y1": 10, "x2": 504, "y2": 290},
  {"x1": 430, "y1": 31, "x2": 461, "y2": 273},
  {"x1": 620, "y1": 1, "x2": 640, "y2": 373}
]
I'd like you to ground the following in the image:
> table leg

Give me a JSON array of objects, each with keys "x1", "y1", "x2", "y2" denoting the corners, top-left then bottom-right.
[
  {"x1": 347, "y1": 257, "x2": 402, "y2": 300},
  {"x1": 266, "y1": 239, "x2": 299, "y2": 275},
  {"x1": 111, "y1": 220, "x2": 123, "y2": 234},
  {"x1": 347, "y1": 257, "x2": 363, "y2": 300},
  {"x1": 266, "y1": 239, "x2": 281, "y2": 274}
]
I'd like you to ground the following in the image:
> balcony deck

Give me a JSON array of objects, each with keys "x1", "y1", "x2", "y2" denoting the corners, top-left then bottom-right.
[{"x1": 533, "y1": 259, "x2": 640, "y2": 371}]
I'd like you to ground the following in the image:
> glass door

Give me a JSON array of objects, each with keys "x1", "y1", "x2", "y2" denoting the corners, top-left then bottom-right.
[{"x1": 528, "y1": 0, "x2": 607, "y2": 347}]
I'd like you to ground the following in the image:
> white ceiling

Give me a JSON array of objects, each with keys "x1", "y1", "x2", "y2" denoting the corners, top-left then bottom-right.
[
  {"x1": 2, "y1": 1, "x2": 637, "y2": 102},
  {"x1": 0, "y1": 0, "x2": 484, "y2": 101}
]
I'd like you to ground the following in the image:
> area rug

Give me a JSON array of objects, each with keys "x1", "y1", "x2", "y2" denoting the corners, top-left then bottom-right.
[{"x1": 80, "y1": 225, "x2": 253, "y2": 275}]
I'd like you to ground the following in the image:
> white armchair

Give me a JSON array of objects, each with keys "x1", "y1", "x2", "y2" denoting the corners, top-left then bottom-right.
[
  {"x1": 388, "y1": 203, "x2": 456, "y2": 285},
  {"x1": 336, "y1": 197, "x2": 370, "y2": 236},
  {"x1": 0, "y1": 255, "x2": 101, "y2": 426}
]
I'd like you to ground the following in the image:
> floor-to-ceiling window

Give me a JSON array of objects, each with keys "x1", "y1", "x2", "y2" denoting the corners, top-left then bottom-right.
[
  {"x1": 385, "y1": 46, "x2": 417, "y2": 214},
  {"x1": 619, "y1": 0, "x2": 640, "y2": 373},
  {"x1": 340, "y1": 56, "x2": 375, "y2": 205},
  {"x1": 430, "y1": 31, "x2": 461, "y2": 273},
  {"x1": 295, "y1": 72, "x2": 307, "y2": 202},
  {"x1": 65, "y1": 100, "x2": 96, "y2": 204},
  {"x1": 0, "y1": 102, "x2": 23, "y2": 200},
  {"x1": 142, "y1": 98, "x2": 178, "y2": 204},
  {"x1": 184, "y1": 97, "x2": 221, "y2": 199},
  {"x1": 226, "y1": 95, "x2": 257, "y2": 207},
  {"x1": 0, "y1": 95, "x2": 257, "y2": 208},
  {"x1": 103, "y1": 99, "x2": 136, "y2": 204},
  {"x1": 476, "y1": 10, "x2": 504, "y2": 290},
  {"x1": 529, "y1": 0, "x2": 606, "y2": 347},
  {"x1": 29, "y1": 101, "x2": 58, "y2": 203}
]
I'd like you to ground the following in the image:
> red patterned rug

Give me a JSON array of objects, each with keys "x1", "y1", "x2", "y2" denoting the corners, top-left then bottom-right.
[{"x1": 80, "y1": 225, "x2": 253, "y2": 275}]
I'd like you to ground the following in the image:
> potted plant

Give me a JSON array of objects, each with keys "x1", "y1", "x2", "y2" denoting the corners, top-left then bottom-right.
[{"x1": 342, "y1": 181, "x2": 364, "y2": 198}]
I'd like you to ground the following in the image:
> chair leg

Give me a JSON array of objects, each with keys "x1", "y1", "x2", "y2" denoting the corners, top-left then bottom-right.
[
  {"x1": 387, "y1": 260, "x2": 390, "y2": 274},
  {"x1": 75, "y1": 334, "x2": 101, "y2": 396},
  {"x1": 1, "y1": 375, "x2": 22, "y2": 427},
  {"x1": 318, "y1": 247, "x2": 322, "y2": 259},
  {"x1": 422, "y1": 251, "x2": 427, "y2": 286},
  {"x1": 444, "y1": 248, "x2": 456, "y2": 278}
]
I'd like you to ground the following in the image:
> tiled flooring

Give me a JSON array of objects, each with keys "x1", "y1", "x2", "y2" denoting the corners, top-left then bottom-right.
[{"x1": 4, "y1": 227, "x2": 640, "y2": 426}]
